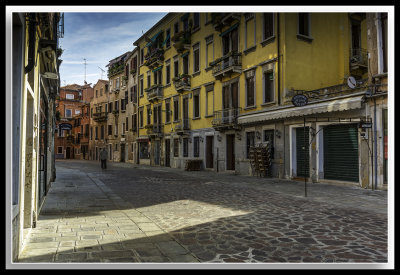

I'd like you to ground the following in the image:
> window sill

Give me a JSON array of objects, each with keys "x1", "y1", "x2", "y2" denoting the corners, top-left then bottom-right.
[
  {"x1": 296, "y1": 34, "x2": 313, "y2": 43},
  {"x1": 191, "y1": 27, "x2": 200, "y2": 35},
  {"x1": 261, "y1": 36, "x2": 276, "y2": 47},
  {"x1": 192, "y1": 117, "x2": 201, "y2": 120},
  {"x1": 205, "y1": 66, "x2": 213, "y2": 72},
  {"x1": 261, "y1": 101, "x2": 276, "y2": 107},
  {"x1": 164, "y1": 83, "x2": 171, "y2": 89},
  {"x1": 205, "y1": 114, "x2": 214, "y2": 118},
  {"x1": 244, "y1": 45, "x2": 257, "y2": 55},
  {"x1": 244, "y1": 105, "x2": 257, "y2": 111},
  {"x1": 192, "y1": 71, "x2": 201, "y2": 78}
]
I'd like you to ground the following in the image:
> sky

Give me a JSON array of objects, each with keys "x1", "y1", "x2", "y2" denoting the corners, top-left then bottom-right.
[{"x1": 59, "y1": 12, "x2": 167, "y2": 87}]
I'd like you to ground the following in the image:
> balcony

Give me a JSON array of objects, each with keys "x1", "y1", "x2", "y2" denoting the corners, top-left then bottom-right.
[
  {"x1": 146, "y1": 124, "x2": 163, "y2": 137},
  {"x1": 172, "y1": 30, "x2": 191, "y2": 53},
  {"x1": 175, "y1": 118, "x2": 191, "y2": 135},
  {"x1": 211, "y1": 13, "x2": 241, "y2": 32},
  {"x1": 92, "y1": 112, "x2": 108, "y2": 122},
  {"x1": 210, "y1": 52, "x2": 242, "y2": 80},
  {"x1": 144, "y1": 48, "x2": 164, "y2": 69},
  {"x1": 350, "y1": 48, "x2": 368, "y2": 76},
  {"x1": 173, "y1": 74, "x2": 191, "y2": 92},
  {"x1": 212, "y1": 107, "x2": 242, "y2": 131},
  {"x1": 145, "y1": 84, "x2": 163, "y2": 103}
]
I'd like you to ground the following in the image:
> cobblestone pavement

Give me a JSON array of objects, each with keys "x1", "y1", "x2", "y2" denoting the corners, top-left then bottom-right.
[{"x1": 17, "y1": 160, "x2": 389, "y2": 266}]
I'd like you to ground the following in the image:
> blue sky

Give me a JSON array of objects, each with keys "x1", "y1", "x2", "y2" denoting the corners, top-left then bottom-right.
[{"x1": 59, "y1": 12, "x2": 167, "y2": 87}]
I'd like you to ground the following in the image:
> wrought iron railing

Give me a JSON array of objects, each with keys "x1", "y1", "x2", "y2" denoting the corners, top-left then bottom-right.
[
  {"x1": 146, "y1": 85, "x2": 163, "y2": 102},
  {"x1": 211, "y1": 52, "x2": 242, "y2": 77},
  {"x1": 92, "y1": 112, "x2": 108, "y2": 122},
  {"x1": 350, "y1": 48, "x2": 368, "y2": 68},
  {"x1": 173, "y1": 74, "x2": 191, "y2": 92},
  {"x1": 212, "y1": 107, "x2": 242, "y2": 127}
]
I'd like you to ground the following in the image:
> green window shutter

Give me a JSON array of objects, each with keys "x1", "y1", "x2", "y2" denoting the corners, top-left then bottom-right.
[
  {"x1": 323, "y1": 124, "x2": 359, "y2": 182},
  {"x1": 296, "y1": 127, "x2": 310, "y2": 178}
]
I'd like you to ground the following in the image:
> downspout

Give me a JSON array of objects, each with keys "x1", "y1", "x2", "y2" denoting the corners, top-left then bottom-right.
[
  {"x1": 373, "y1": 88, "x2": 378, "y2": 190},
  {"x1": 277, "y1": 13, "x2": 281, "y2": 105},
  {"x1": 25, "y1": 13, "x2": 37, "y2": 73}
]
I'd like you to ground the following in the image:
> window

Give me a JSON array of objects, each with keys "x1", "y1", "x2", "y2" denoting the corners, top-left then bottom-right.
[
  {"x1": 193, "y1": 136, "x2": 200, "y2": 157},
  {"x1": 75, "y1": 109, "x2": 81, "y2": 115},
  {"x1": 222, "y1": 27, "x2": 238, "y2": 56},
  {"x1": 139, "y1": 107, "x2": 144, "y2": 128},
  {"x1": 140, "y1": 76, "x2": 144, "y2": 96},
  {"x1": 263, "y1": 71, "x2": 274, "y2": 103},
  {"x1": 166, "y1": 61, "x2": 171, "y2": 84},
  {"x1": 140, "y1": 48, "x2": 145, "y2": 65},
  {"x1": 245, "y1": 70, "x2": 255, "y2": 107},
  {"x1": 245, "y1": 13, "x2": 256, "y2": 49},
  {"x1": 193, "y1": 43, "x2": 200, "y2": 73},
  {"x1": 174, "y1": 138, "x2": 179, "y2": 157},
  {"x1": 154, "y1": 69, "x2": 162, "y2": 85},
  {"x1": 115, "y1": 100, "x2": 119, "y2": 111},
  {"x1": 205, "y1": 84, "x2": 214, "y2": 117},
  {"x1": 183, "y1": 16, "x2": 189, "y2": 31},
  {"x1": 183, "y1": 54, "x2": 189, "y2": 75},
  {"x1": 264, "y1": 130, "x2": 275, "y2": 159},
  {"x1": 116, "y1": 77, "x2": 120, "y2": 88},
  {"x1": 57, "y1": 146, "x2": 63, "y2": 154},
  {"x1": 263, "y1": 13, "x2": 274, "y2": 40},
  {"x1": 246, "y1": 131, "x2": 255, "y2": 159},
  {"x1": 173, "y1": 97, "x2": 179, "y2": 121},
  {"x1": 165, "y1": 100, "x2": 171, "y2": 123},
  {"x1": 146, "y1": 105, "x2": 151, "y2": 125},
  {"x1": 183, "y1": 138, "x2": 189, "y2": 157},
  {"x1": 174, "y1": 56, "x2": 179, "y2": 78},
  {"x1": 132, "y1": 114, "x2": 137, "y2": 130},
  {"x1": 193, "y1": 90, "x2": 200, "y2": 118},
  {"x1": 96, "y1": 90, "x2": 98, "y2": 98},
  {"x1": 95, "y1": 126, "x2": 98, "y2": 140},
  {"x1": 174, "y1": 22, "x2": 179, "y2": 34},
  {"x1": 165, "y1": 29, "x2": 171, "y2": 48},
  {"x1": 193, "y1": 13, "x2": 200, "y2": 29},
  {"x1": 100, "y1": 88, "x2": 103, "y2": 96},
  {"x1": 139, "y1": 142, "x2": 150, "y2": 159},
  {"x1": 122, "y1": 123, "x2": 125, "y2": 134},
  {"x1": 147, "y1": 71, "x2": 151, "y2": 88},
  {"x1": 205, "y1": 35, "x2": 214, "y2": 68},
  {"x1": 298, "y1": 13, "x2": 311, "y2": 37},
  {"x1": 65, "y1": 109, "x2": 72, "y2": 118},
  {"x1": 126, "y1": 117, "x2": 129, "y2": 131},
  {"x1": 101, "y1": 125, "x2": 104, "y2": 140},
  {"x1": 108, "y1": 102, "x2": 113, "y2": 113},
  {"x1": 380, "y1": 13, "x2": 388, "y2": 73},
  {"x1": 90, "y1": 127, "x2": 93, "y2": 140},
  {"x1": 115, "y1": 124, "x2": 118, "y2": 136},
  {"x1": 108, "y1": 125, "x2": 112, "y2": 136}
]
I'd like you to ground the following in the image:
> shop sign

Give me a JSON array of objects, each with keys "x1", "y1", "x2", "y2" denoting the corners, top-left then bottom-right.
[
  {"x1": 59, "y1": 123, "x2": 72, "y2": 130},
  {"x1": 358, "y1": 121, "x2": 372, "y2": 129},
  {"x1": 292, "y1": 94, "x2": 308, "y2": 107}
]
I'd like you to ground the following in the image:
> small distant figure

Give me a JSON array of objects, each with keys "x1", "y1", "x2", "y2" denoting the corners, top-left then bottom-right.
[{"x1": 100, "y1": 148, "x2": 108, "y2": 169}]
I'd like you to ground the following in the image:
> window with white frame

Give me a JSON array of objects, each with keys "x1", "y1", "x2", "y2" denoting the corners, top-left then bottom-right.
[
  {"x1": 66, "y1": 93, "x2": 74, "y2": 100},
  {"x1": 263, "y1": 13, "x2": 274, "y2": 41},
  {"x1": 57, "y1": 146, "x2": 63, "y2": 154},
  {"x1": 263, "y1": 70, "x2": 274, "y2": 103},
  {"x1": 165, "y1": 59, "x2": 171, "y2": 84},
  {"x1": 193, "y1": 89, "x2": 200, "y2": 118},
  {"x1": 298, "y1": 13, "x2": 311, "y2": 38},
  {"x1": 65, "y1": 108, "x2": 72, "y2": 118}
]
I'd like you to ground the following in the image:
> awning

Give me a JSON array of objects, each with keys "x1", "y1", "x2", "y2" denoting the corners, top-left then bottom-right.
[
  {"x1": 219, "y1": 22, "x2": 239, "y2": 37},
  {"x1": 238, "y1": 95, "x2": 364, "y2": 125},
  {"x1": 161, "y1": 32, "x2": 170, "y2": 46},
  {"x1": 145, "y1": 30, "x2": 163, "y2": 47},
  {"x1": 152, "y1": 66, "x2": 163, "y2": 73}
]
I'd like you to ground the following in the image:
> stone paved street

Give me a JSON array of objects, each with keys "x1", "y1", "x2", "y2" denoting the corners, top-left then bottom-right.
[{"x1": 17, "y1": 159, "x2": 388, "y2": 265}]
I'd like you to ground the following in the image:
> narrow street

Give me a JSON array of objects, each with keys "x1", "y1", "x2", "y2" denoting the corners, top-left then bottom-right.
[{"x1": 18, "y1": 159, "x2": 388, "y2": 264}]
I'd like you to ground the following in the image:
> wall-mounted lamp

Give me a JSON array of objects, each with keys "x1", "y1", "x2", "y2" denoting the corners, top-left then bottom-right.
[
  {"x1": 217, "y1": 135, "x2": 222, "y2": 142},
  {"x1": 275, "y1": 129, "x2": 281, "y2": 139}
]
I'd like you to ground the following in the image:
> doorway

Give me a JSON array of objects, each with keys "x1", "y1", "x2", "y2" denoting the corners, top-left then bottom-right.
[
  {"x1": 206, "y1": 136, "x2": 214, "y2": 168},
  {"x1": 66, "y1": 147, "x2": 71, "y2": 159},
  {"x1": 165, "y1": 139, "x2": 170, "y2": 167},
  {"x1": 226, "y1": 134, "x2": 235, "y2": 170},
  {"x1": 120, "y1": 143, "x2": 125, "y2": 162}
]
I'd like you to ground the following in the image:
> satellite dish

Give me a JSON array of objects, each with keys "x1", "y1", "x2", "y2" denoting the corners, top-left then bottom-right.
[{"x1": 347, "y1": 76, "x2": 357, "y2": 89}]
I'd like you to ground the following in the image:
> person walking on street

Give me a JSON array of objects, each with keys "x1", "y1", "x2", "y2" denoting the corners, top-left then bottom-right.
[{"x1": 100, "y1": 148, "x2": 108, "y2": 169}]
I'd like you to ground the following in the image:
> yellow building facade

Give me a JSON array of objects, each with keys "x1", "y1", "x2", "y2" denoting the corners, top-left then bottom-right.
[{"x1": 132, "y1": 12, "x2": 379, "y2": 188}]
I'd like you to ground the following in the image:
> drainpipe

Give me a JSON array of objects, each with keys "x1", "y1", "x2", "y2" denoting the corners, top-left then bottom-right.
[
  {"x1": 277, "y1": 13, "x2": 281, "y2": 105},
  {"x1": 373, "y1": 90, "x2": 378, "y2": 190},
  {"x1": 25, "y1": 13, "x2": 37, "y2": 73}
]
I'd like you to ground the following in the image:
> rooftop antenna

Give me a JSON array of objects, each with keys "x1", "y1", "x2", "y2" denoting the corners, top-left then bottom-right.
[
  {"x1": 83, "y1": 58, "x2": 87, "y2": 83},
  {"x1": 98, "y1": 66, "x2": 105, "y2": 79}
]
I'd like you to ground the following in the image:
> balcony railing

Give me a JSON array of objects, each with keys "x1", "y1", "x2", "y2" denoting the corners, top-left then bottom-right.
[
  {"x1": 175, "y1": 118, "x2": 191, "y2": 134},
  {"x1": 146, "y1": 85, "x2": 163, "y2": 102},
  {"x1": 350, "y1": 48, "x2": 368, "y2": 72},
  {"x1": 211, "y1": 52, "x2": 242, "y2": 79},
  {"x1": 92, "y1": 112, "x2": 108, "y2": 122},
  {"x1": 173, "y1": 74, "x2": 191, "y2": 92},
  {"x1": 211, "y1": 13, "x2": 241, "y2": 32},
  {"x1": 146, "y1": 124, "x2": 163, "y2": 137},
  {"x1": 212, "y1": 107, "x2": 242, "y2": 130},
  {"x1": 144, "y1": 48, "x2": 164, "y2": 69},
  {"x1": 172, "y1": 30, "x2": 192, "y2": 53}
]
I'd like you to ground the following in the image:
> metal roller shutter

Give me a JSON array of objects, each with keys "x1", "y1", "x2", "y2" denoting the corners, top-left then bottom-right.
[
  {"x1": 296, "y1": 127, "x2": 310, "y2": 178},
  {"x1": 323, "y1": 124, "x2": 359, "y2": 182}
]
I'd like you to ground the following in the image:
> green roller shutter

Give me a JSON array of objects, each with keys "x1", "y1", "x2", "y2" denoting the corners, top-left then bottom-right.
[
  {"x1": 323, "y1": 124, "x2": 359, "y2": 182},
  {"x1": 296, "y1": 127, "x2": 309, "y2": 178}
]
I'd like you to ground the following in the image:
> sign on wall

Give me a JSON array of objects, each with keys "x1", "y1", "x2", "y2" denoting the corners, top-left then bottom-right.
[{"x1": 292, "y1": 94, "x2": 308, "y2": 107}]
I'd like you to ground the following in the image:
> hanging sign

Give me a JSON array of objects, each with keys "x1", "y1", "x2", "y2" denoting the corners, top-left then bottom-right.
[
  {"x1": 59, "y1": 123, "x2": 72, "y2": 130},
  {"x1": 292, "y1": 94, "x2": 308, "y2": 107}
]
